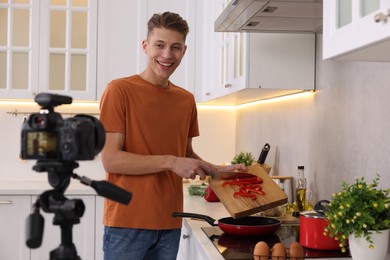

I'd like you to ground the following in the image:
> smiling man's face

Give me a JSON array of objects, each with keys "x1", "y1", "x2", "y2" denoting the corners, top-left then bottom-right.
[{"x1": 142, "y1": 27, "x2": 187, "y2": 87}]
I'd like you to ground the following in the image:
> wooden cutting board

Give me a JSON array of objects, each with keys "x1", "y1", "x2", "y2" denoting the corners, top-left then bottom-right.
[{"x1": 209, "y1": 163, "x2": 288, "y2": 219}]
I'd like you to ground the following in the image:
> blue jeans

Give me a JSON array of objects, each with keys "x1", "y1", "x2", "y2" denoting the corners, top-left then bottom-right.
[{"x1": 103, "y1": 226, "x2": 181, "y2": 260}]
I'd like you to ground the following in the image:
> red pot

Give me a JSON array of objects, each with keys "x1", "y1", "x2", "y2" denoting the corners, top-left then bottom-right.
[{"x1": 299, "y1": 211, "x2": 340, "y2": 250}]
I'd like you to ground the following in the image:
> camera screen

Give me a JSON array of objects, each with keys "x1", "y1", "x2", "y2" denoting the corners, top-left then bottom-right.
[{"x1": 26, "y1": 131, "x2": 57, "y2": 159}]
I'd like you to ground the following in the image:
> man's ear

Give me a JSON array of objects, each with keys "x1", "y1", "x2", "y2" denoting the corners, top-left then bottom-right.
[
  {"x1": 141, "y1": 39, "x2": 148, "y2": 54},
  {"x1": 182, "y1": 45, "x2": 187, "y2": 56}
]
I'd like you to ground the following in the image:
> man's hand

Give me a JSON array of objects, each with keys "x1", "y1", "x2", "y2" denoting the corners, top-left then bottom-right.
[
  {"x1": 171, "y1": 157, "x2": 218, "y2": 180},
  {"x1": 171, "y1": 158, "x2": 247, "y2": 180}
]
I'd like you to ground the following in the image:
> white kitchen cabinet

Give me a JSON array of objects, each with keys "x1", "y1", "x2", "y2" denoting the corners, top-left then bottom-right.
[
  {"x1": 177, "y1": 221, "x2": 191, "y2": 259},
  {"x1": 203, "y1": 32, "x2": 316, "y2": 105},
  {"x1": 0, "y1": 194, "x2": 96, "y2": 260},
  {"x1": 193, "y1": 0, "x2": 223, "y2": 102},
  {"x1": 4, "y1": 0, "x2": 316, "y2": 104},
  {"x1": 95, "y1": 195, "x2": 104, "y2": 260},
  {"x1": 0, "y1": 195, "x2": 31, "y2": 260},
  {"x1": 323, "y1": 0, "x2": 390, "y2": 61},
  {"x1": 30, "y1": 195, "x2": 96, "y2": 260},
  {"x1": 0, "y1": 0, "x2": 98, "y2": 100},
  {"x1": 194, "y1": 0, "x2": 315, "y2": 105},
  {"x1": 177, "y1": 220, "x2": 208, "y2": 260},
  {"x1": 143, "y1": 0, "x2": 197, "y2": 96},
  {"x1": 96, "y1": 0, "x2": 141, "y2": 101},
  {"x1": 96, "y1": 0, "x2": 197, "y2": 101}
]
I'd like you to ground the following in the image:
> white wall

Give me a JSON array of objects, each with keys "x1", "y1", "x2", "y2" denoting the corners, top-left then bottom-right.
[
  {"x1": 193, "y1": 106, "x2": 236, "y2": 165},
  {"x1": 235, "y1": 34, "x2": 390, "y2": 203}
]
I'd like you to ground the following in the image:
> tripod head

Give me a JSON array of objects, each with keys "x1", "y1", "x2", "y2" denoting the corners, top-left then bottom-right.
[{"x1": 26, "y1": 160, "x2": 132, "y2": 260}]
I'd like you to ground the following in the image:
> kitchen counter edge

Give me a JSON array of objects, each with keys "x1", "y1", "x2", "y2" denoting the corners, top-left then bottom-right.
[{"x1": 0, "y1": 179, "x2": 97, "y2": 195}]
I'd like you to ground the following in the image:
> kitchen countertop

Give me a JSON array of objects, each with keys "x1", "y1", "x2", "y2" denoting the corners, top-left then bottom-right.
[
  {"x1": 182, "y1": 183, "x2": 390, "y2": 260},
  {"x1": 1, "y1": 180, "x2": 388, "y2": 259}
]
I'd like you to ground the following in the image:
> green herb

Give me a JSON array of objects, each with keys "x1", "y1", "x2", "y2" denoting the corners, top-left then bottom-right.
[
  {"x1": 324, "y1": 174, "x2": 390, "y2": 252},
  {"x1": 231, "y1": 152, "x2": 255, "y2": 166},
  {"x1": 187, "y1": 183, "x2": 207, "y2": 196}
]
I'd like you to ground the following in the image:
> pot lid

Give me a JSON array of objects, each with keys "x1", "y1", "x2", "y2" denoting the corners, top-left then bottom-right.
[{"x1": 300, "y1": 210, "x2": 326, "y2": 219}]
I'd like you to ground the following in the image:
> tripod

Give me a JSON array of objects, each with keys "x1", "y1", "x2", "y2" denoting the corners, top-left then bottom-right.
[{"x1": 26, "y1": 161, "x2": 132, "y2": 260}]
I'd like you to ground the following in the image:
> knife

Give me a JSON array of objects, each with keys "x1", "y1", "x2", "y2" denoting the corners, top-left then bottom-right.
[
  {"x1": 203, "y1": 169, "x2": 256, "y2": 180},
  {"x1": 257, "y1": 143, "x2": 271, "y2": 165}
]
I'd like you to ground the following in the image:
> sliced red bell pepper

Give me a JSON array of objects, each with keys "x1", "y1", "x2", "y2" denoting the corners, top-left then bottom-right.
[
  {"x1": 240, "y1": 187, "x2": 266, "y2": 195},
  {"x1": 233, "y1": 191, "x2": 257, "y2": 200},
  {"x1": 222, "y1": 176, "x2": 266, "y2": 200}
]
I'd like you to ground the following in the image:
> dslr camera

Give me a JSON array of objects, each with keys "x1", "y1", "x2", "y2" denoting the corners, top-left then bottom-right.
[{"x1": 21, "y1": 93, "x2": 105, "y2": 162}]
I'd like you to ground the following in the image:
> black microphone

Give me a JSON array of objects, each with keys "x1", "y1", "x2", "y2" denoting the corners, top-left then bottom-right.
[{"x1": 76, "y1": 175, "x2": 132, "y2": 205}]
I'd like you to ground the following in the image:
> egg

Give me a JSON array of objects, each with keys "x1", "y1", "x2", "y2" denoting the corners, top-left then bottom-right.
[
  {"x1": 288, "y1": 242, "x2": 304, "y2": 260},
  {"x1": 289, "y1": 242, "x2": 301, "y2": 250},
  {"x1": 253, "y1": 241, "x2": 269, "y2": 260},
  {"x1": 271, "y1": 242, "x2": 286, "y2": 260}
]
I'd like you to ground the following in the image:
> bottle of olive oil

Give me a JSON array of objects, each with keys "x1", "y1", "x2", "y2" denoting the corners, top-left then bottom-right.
[{"x1": 296, "y1": 166, "x2": 306, "y2": 211}]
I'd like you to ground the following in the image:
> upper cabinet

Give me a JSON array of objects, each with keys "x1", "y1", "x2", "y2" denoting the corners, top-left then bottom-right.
[
  {"x1": 1, "y1": 0, "x2": 316, "y2": 104},
  {"x1": 144, "y1": 0, "x2": 197, "y2": 96},
  {"x1": 0, "y1": 0, "x2": 98, "y2": 100},
  {"x1": 323, "y1": 0, "x2": 390, "y2": 61},
  {"x1": 200, "y1": 32, "x2": 316, "y2": 105},
  {"x1": 96, "y1": 0, "x2": 197, "y2": 101},
  {"x1": 193, "y1": 0, "x2": 223, "y2": 103},
  {"x1": 96, "y1": 0, "x2": 141, "y2": 100},
  {"x1": 195, "y1": 0, "x2": 316, "y2": 105}
]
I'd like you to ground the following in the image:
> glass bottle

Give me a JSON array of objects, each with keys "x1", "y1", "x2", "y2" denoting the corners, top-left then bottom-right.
[{"x1": 296, "y1": 166, "x2": 306, "y2": 211}]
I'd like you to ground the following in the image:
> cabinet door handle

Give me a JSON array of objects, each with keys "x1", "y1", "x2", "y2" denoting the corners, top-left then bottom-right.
[
  {"x1": 224, "y1": 83, "x2": 232, "y2": 88},
  {"x1": 0, "y1": 200, "x2": 13, "y2": 204},
  {"x1": 182, "y1": 234, "x2": 190, "y2": 239},
  {"x1": 374, "y1": 12, "x2": 387, "y2": 23}
]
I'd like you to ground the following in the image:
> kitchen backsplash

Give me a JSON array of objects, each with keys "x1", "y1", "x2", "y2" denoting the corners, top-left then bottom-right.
[
  {"x1": 235, "y1": 35, "x2": 390, "y2": 205},
  {"x1": 0, "y1": 102, "x2": 236, "y2": 180}
]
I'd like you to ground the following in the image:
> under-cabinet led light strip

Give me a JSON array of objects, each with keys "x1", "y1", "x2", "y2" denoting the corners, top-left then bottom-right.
[{"x1": 2, "y1": 91, "x2": 315, "y2": 116}]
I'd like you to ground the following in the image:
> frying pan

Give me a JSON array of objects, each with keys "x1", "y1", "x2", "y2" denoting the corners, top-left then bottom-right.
[{"x1": 172, "y1": 212, "x2": 281, "y2": 236}]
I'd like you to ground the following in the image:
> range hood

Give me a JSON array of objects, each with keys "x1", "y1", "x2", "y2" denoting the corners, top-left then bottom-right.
[{"x1": 215, "y1": 0, "x2": 323, "y2": 33}]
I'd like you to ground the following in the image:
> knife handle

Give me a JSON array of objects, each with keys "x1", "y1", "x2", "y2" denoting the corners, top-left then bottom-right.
[{"x1": 257, "y1": 143, "x2": 270, "y2": 164}]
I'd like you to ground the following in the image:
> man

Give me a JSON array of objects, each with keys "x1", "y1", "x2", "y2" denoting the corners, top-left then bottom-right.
[{"x1": 99, "y1": 12, "x2": 245, "y2": 260}]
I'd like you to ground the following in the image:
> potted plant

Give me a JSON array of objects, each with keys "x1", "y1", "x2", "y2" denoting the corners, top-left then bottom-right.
[{"x1": 324, "y1": 174, "x2": 390, "y2": 258}]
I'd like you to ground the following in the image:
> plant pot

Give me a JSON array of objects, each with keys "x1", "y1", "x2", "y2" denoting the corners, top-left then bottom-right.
[{"x1": 349, "y1": 229, "x2": 389, "y2": 260}]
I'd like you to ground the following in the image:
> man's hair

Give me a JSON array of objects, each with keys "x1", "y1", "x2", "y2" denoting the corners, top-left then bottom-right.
[{"x1": 147, "y1": 12, "x2": 189, "y2": 41}]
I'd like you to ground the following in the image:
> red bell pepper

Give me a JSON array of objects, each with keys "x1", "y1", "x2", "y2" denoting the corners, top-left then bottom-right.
[{"x1": 203, "y1": 186, "x2": 220, "y2": 202}]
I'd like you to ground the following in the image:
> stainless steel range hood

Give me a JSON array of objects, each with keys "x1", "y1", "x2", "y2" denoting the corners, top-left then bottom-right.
[{"x1": 215, "y1": 0, "x2": 323, "y2": 33}]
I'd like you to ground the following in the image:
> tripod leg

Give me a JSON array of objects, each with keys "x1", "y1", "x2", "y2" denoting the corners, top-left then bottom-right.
[{"x1": 49, "y1": 223, "x2": 81, "y2": 260}]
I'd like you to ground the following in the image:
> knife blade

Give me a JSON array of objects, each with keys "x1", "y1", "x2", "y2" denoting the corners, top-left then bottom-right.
[{"x1": 204, "y1": 169, "x2": 256, "y2": 180}]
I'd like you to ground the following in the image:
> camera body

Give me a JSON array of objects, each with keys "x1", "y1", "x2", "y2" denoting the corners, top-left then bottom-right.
[{"x1": 21, "y1": 93, "x2": 105, "y2": 162}]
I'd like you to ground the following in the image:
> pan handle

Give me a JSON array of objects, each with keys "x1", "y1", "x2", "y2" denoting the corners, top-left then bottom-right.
[{"x1": 172, "y1": 212, "x2": 217, "y2": 226}]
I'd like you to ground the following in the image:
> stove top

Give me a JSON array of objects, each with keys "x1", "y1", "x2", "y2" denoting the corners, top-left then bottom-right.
[{"x1": 202, "y1": 225, "x2": 351, "y2": 259}]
